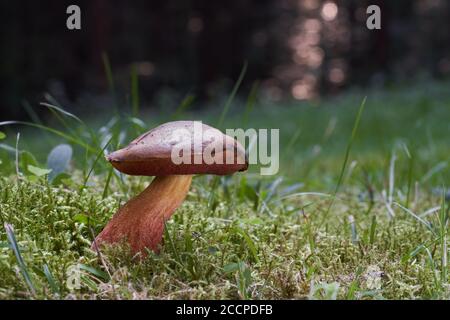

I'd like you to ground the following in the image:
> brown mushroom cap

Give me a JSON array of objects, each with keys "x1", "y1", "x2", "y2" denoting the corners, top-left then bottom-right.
[{"x1": 107, "y1": 121, "x2": 248, "y2": 176}]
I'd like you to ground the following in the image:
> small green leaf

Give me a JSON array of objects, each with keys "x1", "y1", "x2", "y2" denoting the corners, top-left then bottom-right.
[
  {"x1": 223, "y1": 262, "x2": 241, "y2": 273},
  {"x1": 73, "y1": 214, "x2": 91, "y2": 224},
  {"x1": 80, "y1": 275, "x2": 98, "y2": 291},
  {"x1": 27, "y1": 165, "x2": 52, "y2": 177},
  {"x1": 51, "y1": 172, "x2": 72, "y2": 186},
  {"x1": 78, "y1": 264, "x2": 110, "y2": 282},
  {"x1": 20, "y1": 151, "x2": 38, "y2": 171},
  {"x1": 47, "y1": 144, "x2": 72, "y2": 181},
  {"x1": 0, "y1": 131, "x2": 5, "y2": 140}
]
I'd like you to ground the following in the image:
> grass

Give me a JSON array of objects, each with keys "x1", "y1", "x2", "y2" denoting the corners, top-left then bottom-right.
[{"x1": 0, "y1": 79, "x2": 449, "y2": 299}]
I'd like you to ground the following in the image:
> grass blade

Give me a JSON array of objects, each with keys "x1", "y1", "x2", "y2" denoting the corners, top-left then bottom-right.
[
  {"x1": 394, "y1": 202, "x2": 435, "y2": 234},
  {"x1": 0, "y1": 121, "x2": 96, "y2": 153},
  {"x1": 4, "y1": 223, "x2": 36, "y2": 296},
  {"x1": 163, "y1": 220, "x2": 182, "y2": 265},
  {"x1": 242, "y1": 81, "x2": 258, "y2": 126},
  {"x1": 81, "y1": 136, "x2": 113, "y2": 192},
  {"x1": 102, "y1": 52, "x2": 119, "y2": 115},
  {"x1": 102, "y1": 52, "x2": 115, "y2": 94},
  {"x1": 43, "y1": 264, "x2": 60, "y2": 295},
  {"x1": 217, "y1": 61, "x2": 248, "y2": 128},
  {"x1": 439, "y1": 189, "x2": 448, "y2": 283},
  {"x1": 130, "y1": 64, "x2": 140, "y2": 117},
  {"x1": 326, "y1": 97, "x2": 366, "y2": 216},
  {"x1": 79, "y1": 263, "x2": 110, "y2": 282},
  {"x1": 369, "y1": 215, "x2": 377, "y2": 244},
  {"x1": 233, "y1": 225, "x2": 260, "y2": 263},
  {"x1": 40, "y1": 102, "x2": 83, "y2": 124},
  {"x1": 22, "y1": 100, "x2": 43, "y2": 125},
  {"x1": 405, "y1": 154, "x2": 414, "y2": 208},
  {"x1": 172, "y1": 94, "x2": 195, "y2": 120}
]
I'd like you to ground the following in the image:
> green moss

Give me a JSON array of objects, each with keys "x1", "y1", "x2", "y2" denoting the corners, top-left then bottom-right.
[{"x1": 0, "y1": 80, "x2": 449, "y2": 299}]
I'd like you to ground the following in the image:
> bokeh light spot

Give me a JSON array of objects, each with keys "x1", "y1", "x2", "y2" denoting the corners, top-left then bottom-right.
[{"x1": 321, "y1": 2, "x2": 338, "y2": 21}]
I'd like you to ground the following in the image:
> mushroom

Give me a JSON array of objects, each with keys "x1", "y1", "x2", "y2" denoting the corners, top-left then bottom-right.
[{"x1": 93, "y1": 121, "x2": 248, "y2": 255}]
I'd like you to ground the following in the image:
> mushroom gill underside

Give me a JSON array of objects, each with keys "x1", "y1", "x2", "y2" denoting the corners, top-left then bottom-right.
[{"x1": 93, "y1": 175, "x2": 193, "y2": 254}]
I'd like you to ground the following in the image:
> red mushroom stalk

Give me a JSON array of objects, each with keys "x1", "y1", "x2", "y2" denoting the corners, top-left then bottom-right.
[
  {"x1": 93, "y1": 121, "x2": 247, "y2": 255},
  {"x1": 94, "y1": 175, "x2": 192, "y2": 253}
]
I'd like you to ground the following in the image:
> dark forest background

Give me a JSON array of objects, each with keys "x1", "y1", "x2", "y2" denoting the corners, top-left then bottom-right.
[{"x1": 1, "y1": 0, "x2": 450, "y2": 119}]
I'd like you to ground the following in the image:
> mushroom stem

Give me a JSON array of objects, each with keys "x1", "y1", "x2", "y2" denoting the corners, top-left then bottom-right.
[{"x1": 93, "y1": 175, "x2": 193, "y2": 254}]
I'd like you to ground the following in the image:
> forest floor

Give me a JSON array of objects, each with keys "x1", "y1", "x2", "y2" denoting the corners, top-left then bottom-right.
[{"x1": 0, "y1": 80, "x2": 449, "y2": 299}]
